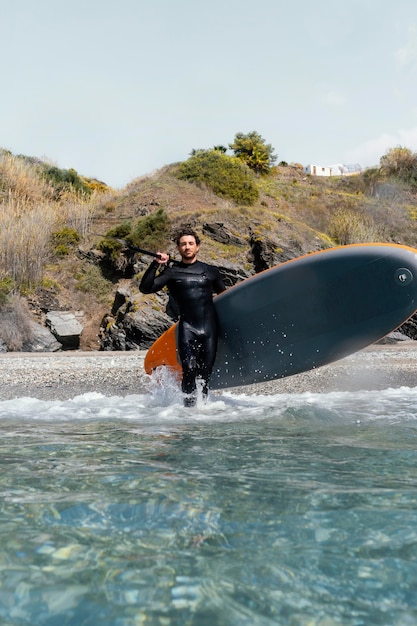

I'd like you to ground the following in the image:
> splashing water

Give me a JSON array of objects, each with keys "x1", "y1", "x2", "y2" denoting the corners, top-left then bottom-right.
[{"x1": 1, "y1": 381, "x2": 417, "y2": 625}]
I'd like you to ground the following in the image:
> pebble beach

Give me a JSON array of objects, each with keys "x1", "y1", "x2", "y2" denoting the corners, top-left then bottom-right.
[{"x1": 1, "y1": 342, "x2": 416, "y2": 401}]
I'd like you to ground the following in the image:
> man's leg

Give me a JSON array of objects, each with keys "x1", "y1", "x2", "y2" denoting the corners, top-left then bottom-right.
[
  {"x1": 179, "y1": 334, "x2": 200, "y2": 407},
  {"x1": 181, "y1": 367, "x2": 198, "y2": 406},
  {"x1": 196, "y1": 334, "x2": 217, "y2": 402}
]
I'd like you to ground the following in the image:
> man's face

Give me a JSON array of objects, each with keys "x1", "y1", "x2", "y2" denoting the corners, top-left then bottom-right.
[{"x1": 177, "y1": 235, "x2": 199, "y2": 263}]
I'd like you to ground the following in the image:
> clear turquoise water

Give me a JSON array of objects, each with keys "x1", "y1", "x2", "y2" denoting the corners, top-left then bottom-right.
[{"x1": 1, "y1": 382, "x2": 417, "y2": 625}]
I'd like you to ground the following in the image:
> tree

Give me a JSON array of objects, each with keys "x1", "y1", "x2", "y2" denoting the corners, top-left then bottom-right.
[
  {"x1": 380, "y1": 146, "x2": 417, "y2": 186},
  {"x1": 229, "y1": 131, "x2": 277, "y2": 174},
  {"x1": 212, "y1": 145, "x2": 227, "y2": 153}
]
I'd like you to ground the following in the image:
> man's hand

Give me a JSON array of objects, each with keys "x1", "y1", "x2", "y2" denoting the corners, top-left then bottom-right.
[{"x1": 156, "y1": 252, "x2": 170, "y2": 264}]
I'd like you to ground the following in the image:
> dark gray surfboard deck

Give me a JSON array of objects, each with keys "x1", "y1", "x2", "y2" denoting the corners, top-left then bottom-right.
[{"x1": 145, "y1": 244, "x2": 417, "y2": 390}]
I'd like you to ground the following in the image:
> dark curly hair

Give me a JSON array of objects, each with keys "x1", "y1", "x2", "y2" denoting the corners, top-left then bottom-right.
[{"x1": 174, "y1": 227, "x2": 201, "y2": 246}]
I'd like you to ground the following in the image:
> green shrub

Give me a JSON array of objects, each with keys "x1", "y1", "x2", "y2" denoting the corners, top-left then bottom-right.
[
  {"x1": 97, "y1": 221, "x2": 132, "y2": 260},
  {"x1": 42, "y1": 165, "x2": 92, "y2": 198},
  {"x1": 105, "y1": 222, "x2": 132, "y2": 239},
  {"x1": 128, "y1": 208, "x2": 170, "y2": 251},
  {"x1": 94, "y1": 210, "x2": 170, "y2": 270},
  {"x1": 51, "y1": 227, "x2": 80, "y2": 257},
  {"x1": 0, "y1": 276, "x2": 14, "y2": 308},
  {"x1": 177, "y1": 149, "x2": 259, "y2": 205},
  {"x1": 76, "y1": 265, "x2": 112, "y2": 302}
]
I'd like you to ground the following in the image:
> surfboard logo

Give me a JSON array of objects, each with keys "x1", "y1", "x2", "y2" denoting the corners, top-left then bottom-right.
[{"x1": 395, "y1": 268, "x2": 413, "y2": 286}]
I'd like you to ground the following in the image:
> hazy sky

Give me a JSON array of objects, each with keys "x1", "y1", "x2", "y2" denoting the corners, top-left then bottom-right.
[{"x1": 2, "y1": 0, "x2": 417, "y2": 188}]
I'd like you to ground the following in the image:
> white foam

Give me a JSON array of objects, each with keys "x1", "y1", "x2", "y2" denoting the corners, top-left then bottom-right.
[{"x1": 1, "y1": 384, "x2": 417, "y2": 427}]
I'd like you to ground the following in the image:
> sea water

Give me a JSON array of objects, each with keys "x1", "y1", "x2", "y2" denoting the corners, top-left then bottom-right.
[{"x1": 1, "y1": 373, "x2": 417, "y2": 626}]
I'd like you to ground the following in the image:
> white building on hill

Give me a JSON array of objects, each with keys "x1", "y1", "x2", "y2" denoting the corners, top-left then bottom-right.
[{"x1": 303, "y1": 163, "x2": 362, "y2": 177}]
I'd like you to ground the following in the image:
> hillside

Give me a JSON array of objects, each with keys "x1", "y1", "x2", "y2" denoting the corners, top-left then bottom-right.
[{"x1": 2, "y1": 152, "x2": 417, "y2": 351}]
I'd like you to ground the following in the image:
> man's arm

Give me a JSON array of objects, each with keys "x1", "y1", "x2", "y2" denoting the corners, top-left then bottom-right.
[{"x1": 139, "y1": 253, "x2": 171, "y2": 294}]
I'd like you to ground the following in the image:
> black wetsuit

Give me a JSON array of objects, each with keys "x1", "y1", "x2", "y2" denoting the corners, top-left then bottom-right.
[{"x1": 139, "y1": 260, "x2": 226, "y2": 399}]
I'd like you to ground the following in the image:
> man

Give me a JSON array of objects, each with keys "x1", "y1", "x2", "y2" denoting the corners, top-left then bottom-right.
[{"x1": 139, "y1": 228, "x2": 226, "y2": 406}]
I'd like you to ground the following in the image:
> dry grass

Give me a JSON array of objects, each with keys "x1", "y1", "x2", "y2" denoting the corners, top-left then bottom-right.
[
  {"x1": 59, "y1": 191, "x2": 106, "y2": 236},
  {"x1": 0, "y1": 197, "x2": 58, "y2": 286},
  {"x1": 327, "y1": 209, "x2": 384, "y2": 245},
  {"x1": 0, "y1": 153, "x2": 102, "y2": 287},
  {"x1": 0, "y1": 151, "x2": 53, "y2": 202}
]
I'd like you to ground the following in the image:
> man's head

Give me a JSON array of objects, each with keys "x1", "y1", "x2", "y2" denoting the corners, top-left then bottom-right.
[
  {"x1": 175, "y1": 228, "x2": 200, "y2": 264},
  {"x1": 174, "y1": 228, "x2": 201, "y2": 247}
]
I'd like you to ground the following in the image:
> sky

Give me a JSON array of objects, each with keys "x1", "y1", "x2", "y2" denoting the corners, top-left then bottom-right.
[{"x1": 2, "y1": 0, "x2": 417, "y2": 189}]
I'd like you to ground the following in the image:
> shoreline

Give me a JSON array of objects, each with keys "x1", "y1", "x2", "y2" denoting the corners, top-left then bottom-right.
[
  {"x1": 0, "y1": 351, "x2": 148, "y2": 401},
  {"x1": 0, "y1": 342, "x2": 416, "y2": 401}
]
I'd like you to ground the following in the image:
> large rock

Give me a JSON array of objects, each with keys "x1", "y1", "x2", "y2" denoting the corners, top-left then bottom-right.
[
  {"x1": 45, "y1": 311, "x2": 83, "y2": 350},
  {"x1": 99, "y1": 289, "x2": 172, "y2": 351},
  {"x1": 203, "y1": 222, "x2": 246, "y2": 246},
  {"x1": 22, "y1": 321, "x2": 63, "y2": 352},
  {"x1": 218, "y1": 262, "x2": 251, "y2": 289}
]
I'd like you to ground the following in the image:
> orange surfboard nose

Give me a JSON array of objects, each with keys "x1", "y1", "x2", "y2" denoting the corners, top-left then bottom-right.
[{"x1": 144, "y1": 324, "x2": 182, "y2": 376}]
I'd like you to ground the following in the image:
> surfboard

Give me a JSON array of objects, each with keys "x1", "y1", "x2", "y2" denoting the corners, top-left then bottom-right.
[{"x1": 144, "y1": 243, "x2": 417, "y2": 390}]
